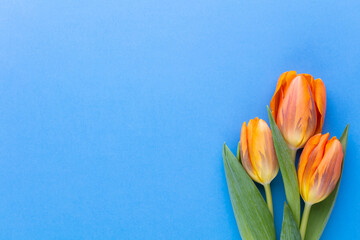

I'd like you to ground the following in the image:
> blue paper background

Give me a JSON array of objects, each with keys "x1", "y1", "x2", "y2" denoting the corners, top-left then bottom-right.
[{"x1": 1, "y1": 1, "x2": 359, "y2": 239}]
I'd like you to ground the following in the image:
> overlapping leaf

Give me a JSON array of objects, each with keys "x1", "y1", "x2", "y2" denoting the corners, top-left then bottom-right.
[
  {"x1": 280, "y1": 203, "x2": 301, "y2": 240},
  {"x1": 267, "y1": 106, "x2": 301, "y2": 225},
  {"x1": 223, "y1": 144, "x2": 276, "y2": 240}
]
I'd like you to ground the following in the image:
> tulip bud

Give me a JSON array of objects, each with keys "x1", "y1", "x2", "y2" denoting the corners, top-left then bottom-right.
[
  {"x1": 239, "y1": 117, "x2": 279, "y2": 184},
  {"x1": 270, "y1": 71, "x2": 326, "y2": 149},
  {"x1": 297, "y1": 133, "x2": 343, "y2": 204}
]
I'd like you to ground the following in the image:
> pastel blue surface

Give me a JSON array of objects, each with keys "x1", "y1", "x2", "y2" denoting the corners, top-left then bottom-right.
[{"x1": 1, "y1": 1, "x2": 359, "y2": 239}]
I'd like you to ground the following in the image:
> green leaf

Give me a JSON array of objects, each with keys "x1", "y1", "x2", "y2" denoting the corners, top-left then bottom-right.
[
  {"x1": 236, "y1": 140, "x2": 241, "y2": 161},
  {"x1": 280, "y1": 203, "x2": 301, "y2": 240},
  {"x1": 304, "y1": 125, "x2": 349, "y2": 240},
  {"x1": 267, "y1": 106, "x2": 301, "y2": 225},
  {"x1": 223, "y1": 144, "x2": 276, "y2": 240}
]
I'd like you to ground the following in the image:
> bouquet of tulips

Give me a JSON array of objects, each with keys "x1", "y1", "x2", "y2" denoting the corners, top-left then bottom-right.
[{"x1": 223, "y1": 71, "x2": 348, "y2": 240}]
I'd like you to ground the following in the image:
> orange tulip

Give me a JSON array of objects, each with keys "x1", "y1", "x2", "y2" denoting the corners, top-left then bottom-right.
[
  {"x1": 270, "y1": 71, "x2": 326, "y2": 150},
  {"x1": 240, "y1": 117, "x2": 279, "y2": 215},
  {"x1": 240, "y1": 118, "x2": 279, "y2": 184},
  {"x1": 297, "y1": 133, "x2": 343, "y2": 238},
  {"x1": 297, "y1": 133, "x2": 343, "y2": 204}
]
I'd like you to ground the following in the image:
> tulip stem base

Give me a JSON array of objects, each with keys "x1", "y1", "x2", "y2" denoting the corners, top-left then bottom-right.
[
  {"x1": 264, "y1": 184, "x2": 273, "y2": 216},
  {"x1": 300, "y1": 203, "x2": 312, "y2": 240},
  {"x1": 290, "y1": 148, "x2": 297, "y2": 164}
]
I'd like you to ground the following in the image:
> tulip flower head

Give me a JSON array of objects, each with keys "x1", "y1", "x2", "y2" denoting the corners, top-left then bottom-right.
[
  {"x1": 270, "y1": 71, "x2": 326, "y2": 149},
  {"x1": 240, "y1": 117, "x2": 279, "y2": 184},
  {"x1": 297, "y1": 133, "x2": 343, "y2": 204}
]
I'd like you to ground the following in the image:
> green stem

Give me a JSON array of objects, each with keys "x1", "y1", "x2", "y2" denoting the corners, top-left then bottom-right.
[
  {"x1": 300, "y1": 203, "x2": 312, "y2": 240},
  {"x1": 290, "y1": 148, "x2": 297, "y2": 164},
  {"x1": 264, "y1": 183, "x2": 273, "y2": 216}
]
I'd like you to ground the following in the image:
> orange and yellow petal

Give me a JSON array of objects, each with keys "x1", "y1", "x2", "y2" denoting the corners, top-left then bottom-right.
[
  {"x1": 276, "y1": 75, "x2": 317, "y2": 149},
  {"x1": 248, "y1": 119, "x2": 278, "y2": 183},
  {"x1": 297, "y1": 134, "x2": 322, "y2": 196},
  {"x1": 298, "y1": 133, "x2": 343, "y2": 204},
  {"x1": 239, "y1": 118, "x2": 278, "y2": 184},
  {"x1": 270, "y1": 71, "x2": 297, "y2": 121},
  {"x1": 298, "y1": 73, "x2": 315, "y2": 93},
  {"x1": 298, "y1": 133, "x2": 329, "y2": 201},
  {"x1": 313, "y1": 78, "x2": 327, "y2": 134},
  {"x1": 307, "y1": 138, "x2": 343, "y2": 203},
  {"x1": 240, "y1": 121, "x2": 261, "y2": 183}
]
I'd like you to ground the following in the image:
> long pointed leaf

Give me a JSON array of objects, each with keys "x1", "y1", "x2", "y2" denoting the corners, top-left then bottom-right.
[
  {"x1": 223, "y1": 144, "x2": 276, "y2": 240},
  {"x1": 280, "y1": 203, "x2": 301, "y2": 240},
  {"x1": 267, "y1": 106, "x2": 301, "y2": 225},
  {"x1": 304, "y1": 125, "x2": 349, "y2": 240}
]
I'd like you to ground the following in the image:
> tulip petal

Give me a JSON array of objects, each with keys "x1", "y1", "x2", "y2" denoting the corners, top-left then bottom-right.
[
  {"x1": 270, "y1": 71, "x2": 297, "y2": 121},
  {"x1": 303, "y1": 134, "x2": 328, "y2": 183},
  {"x1": 276, "y1": 76, "x2": 317, "y2": 148},
  {"x1": 299, "y1": 73, "x2": 315, "y2": 93},
  {"x1": 297, "y1": 134, "x2": 322, "y2": 200},
  {"x1": 240, "y1": 121, "x2": 261, "y2": 183},
  {"x1": 247, "y1": 118, "x2": 265, "y2": 183},
  {"x1": 240, "y1": 118, "x2": 279, "y2": 184},
  {"x1": 252, "y1": 119, "x2": 279, "y2": 183},
  {"x1": 313, "y1": 79, "x2": 327, "y2": 134},
  {"x1": 308, "y1": 137, "x2": 343, "y2": 204}
]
